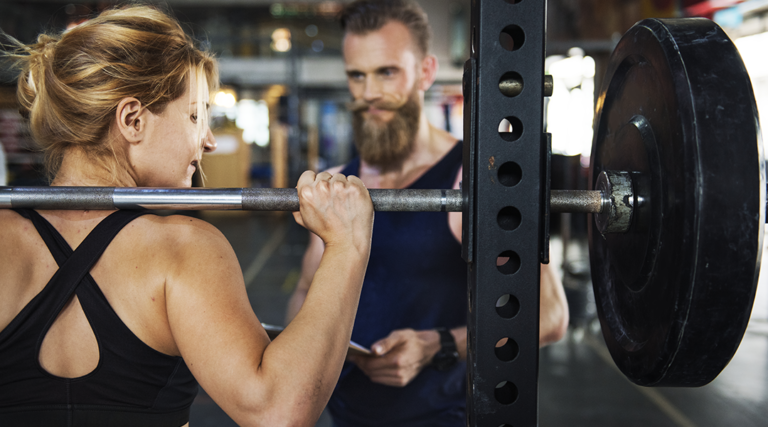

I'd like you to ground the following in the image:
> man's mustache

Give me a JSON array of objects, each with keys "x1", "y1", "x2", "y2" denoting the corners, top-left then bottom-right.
[{"x1": 346, "y1": 98, "x2": 403, "y2": 113}]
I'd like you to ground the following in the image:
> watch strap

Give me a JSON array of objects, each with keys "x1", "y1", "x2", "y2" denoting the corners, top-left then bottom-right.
[{"x1": 436, "y1": 327, "x2": 457, "y2": 352}]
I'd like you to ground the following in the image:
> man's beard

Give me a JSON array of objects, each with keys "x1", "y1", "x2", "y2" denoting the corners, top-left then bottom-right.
[{"x1": 349, "y1": 89, "x2": 421, "y2": 169}]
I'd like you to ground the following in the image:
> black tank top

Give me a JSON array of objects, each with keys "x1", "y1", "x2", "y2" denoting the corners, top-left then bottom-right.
[
  {"x1": 0, "y1": 209, "x2": 198, "y2": 427},
  {"x1": 329, "y1": 142, "x2": 468, "y2": 426}
]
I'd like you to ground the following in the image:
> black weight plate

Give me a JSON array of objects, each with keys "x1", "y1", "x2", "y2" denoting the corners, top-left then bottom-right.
[{"x1": 589, "y1": 18, "x2": 764, "y2": 387}]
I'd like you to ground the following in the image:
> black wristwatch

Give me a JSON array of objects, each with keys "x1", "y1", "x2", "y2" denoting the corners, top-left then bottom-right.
[{"x1": 431, "y1": 328, "x2": 459, "y2": 371}]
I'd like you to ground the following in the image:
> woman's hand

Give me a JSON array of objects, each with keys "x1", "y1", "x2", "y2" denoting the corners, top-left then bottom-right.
[{"x1": 293, "y1": 171, "x2": 374, "y2": 254}]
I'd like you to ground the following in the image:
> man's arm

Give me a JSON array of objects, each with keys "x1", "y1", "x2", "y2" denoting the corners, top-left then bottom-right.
[{"x1": 539, "y1": 262, "x2": 569, "y2": 345}]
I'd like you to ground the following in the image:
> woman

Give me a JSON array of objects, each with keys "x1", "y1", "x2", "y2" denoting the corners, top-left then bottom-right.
[{"x1": 0, "y1": 5, "x2": 373, "y2": 427}]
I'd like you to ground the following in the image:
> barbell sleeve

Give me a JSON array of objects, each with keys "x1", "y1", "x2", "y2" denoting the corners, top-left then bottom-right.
[
  {"x1": 550, "y1": 189, "x2": 605, "y2": 214},
  {"x1": 0, "y1": 186, "x2": 604, "y2": 214}
]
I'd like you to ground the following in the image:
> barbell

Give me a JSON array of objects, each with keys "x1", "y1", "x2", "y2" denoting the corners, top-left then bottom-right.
[
  {"x1": 0, "y1": 18, "x2": 763, "y2": 388},
  {"x1": 0, "y1": 186, "x2": 605, "y2": 214}
]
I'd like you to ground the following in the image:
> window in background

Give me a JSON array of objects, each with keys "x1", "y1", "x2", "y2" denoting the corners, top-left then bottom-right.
[{"x1": 545, "y1": 48, "x2": 596, "y2": 158}]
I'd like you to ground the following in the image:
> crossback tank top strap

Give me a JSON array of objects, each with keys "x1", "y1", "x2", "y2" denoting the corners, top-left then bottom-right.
[
  {"x1": 10, "y1": 209, "x2": 148, "y2": 328},
  {"x1": 14, "y1": 208, "x2": 81, "y2": 266}
]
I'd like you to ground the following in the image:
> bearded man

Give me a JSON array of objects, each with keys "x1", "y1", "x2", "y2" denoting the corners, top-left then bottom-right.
[{"x1": 286, "y1": 1, "x2": 569, "y2": 425}]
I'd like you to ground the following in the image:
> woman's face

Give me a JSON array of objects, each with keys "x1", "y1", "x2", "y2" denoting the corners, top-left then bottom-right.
[{"x1": 134, "y1": 71, "x2": 217, "y2": 187}]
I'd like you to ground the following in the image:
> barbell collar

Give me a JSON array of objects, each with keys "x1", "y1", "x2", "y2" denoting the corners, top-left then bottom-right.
[{"x1": 594, "y1": 170, "x2": 634, "y2": 234}]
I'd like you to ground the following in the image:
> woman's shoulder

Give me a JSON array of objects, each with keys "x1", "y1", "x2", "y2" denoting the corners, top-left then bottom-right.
[
  {"x1": 134, "y1": 212, "x2": 221, "y2": 231},
  {"x1": 125, "y1": 213, "x2": 243, "y2": 292},
  {"x1": 0, "y1": 208, "x2": 24, "y2": 223},
  {"x1": 0, "y1": 209, "x2": 31, "y2": 241},
  {"x1": 129, "y1": 213, "x2": 229, "y2": 247},
  {"x1": 125, "y1": 213, "x2": 235, "y2": 266}
]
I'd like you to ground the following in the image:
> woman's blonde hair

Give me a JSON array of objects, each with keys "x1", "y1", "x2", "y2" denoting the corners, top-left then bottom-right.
[{"x1": 9, "y1": 4, "x2": 219, "y2": 181}]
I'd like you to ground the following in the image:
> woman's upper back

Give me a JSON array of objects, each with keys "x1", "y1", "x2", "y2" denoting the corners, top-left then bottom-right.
[
  {"x1": 0, "y1": 209, "x2": 226, "y2": 424},
  {"x1": 0, "y1": 209, "x2": 188, "y2": 356}
]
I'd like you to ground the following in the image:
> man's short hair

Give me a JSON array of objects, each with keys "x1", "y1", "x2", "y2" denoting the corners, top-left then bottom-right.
[{"x1": 340, "y1": 0, "x2": 432, "y2": 57}]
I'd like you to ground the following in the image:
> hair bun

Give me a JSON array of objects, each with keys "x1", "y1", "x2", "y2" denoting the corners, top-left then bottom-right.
[{"x1": 35, "y1": 34, "x2": 59, "y2": 57}]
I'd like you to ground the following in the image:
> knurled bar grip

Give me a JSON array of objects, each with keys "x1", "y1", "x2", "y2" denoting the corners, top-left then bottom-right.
[
  {"x1": 0, "y1": 187, "x2": 603, "y2": 213},
  {"x1": 241, "y1": 188, "x2": 464, "y2": 212}
]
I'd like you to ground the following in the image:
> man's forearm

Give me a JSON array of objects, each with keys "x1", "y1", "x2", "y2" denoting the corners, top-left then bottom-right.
[
  {"x1": 539, "y1": 263, "x2": 569, "y2": 346},
  {"x1": 450, "y1": 326, "x2": 467, "y2": 361}
]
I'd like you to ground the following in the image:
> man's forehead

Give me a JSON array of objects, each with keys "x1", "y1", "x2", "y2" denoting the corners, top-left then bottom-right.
[{"x1": 343, "y1": 21, "x2": 420, "y2": 68}]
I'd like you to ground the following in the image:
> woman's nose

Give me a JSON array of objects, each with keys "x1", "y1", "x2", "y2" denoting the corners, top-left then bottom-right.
[{"x1": 203, "y1": 128, "x2": 217, "y2": 153}]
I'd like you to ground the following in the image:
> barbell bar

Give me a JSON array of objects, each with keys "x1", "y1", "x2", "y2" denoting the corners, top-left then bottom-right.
[
  {"x1": 1, "y1": 186, "x2": 464, "y2": 212},
  {"x1": 0, "y1": 183, "x2": 609, "y2": 215},
  {"x1": 0, "y1": 180, "x2": 621, "y2": 214}
]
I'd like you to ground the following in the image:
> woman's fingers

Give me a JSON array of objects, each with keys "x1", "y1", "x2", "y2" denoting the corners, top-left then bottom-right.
[
  {"x1": 297, "y1": 170, "x2": 317, "y2": 187},
  {"x1": 293, "y1": 170, "x2": 372, "y2": 246}
]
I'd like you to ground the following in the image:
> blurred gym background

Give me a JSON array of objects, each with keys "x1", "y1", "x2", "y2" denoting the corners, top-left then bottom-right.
[{"x1": 1, "y1": 1, "x2": 768, "y2": 426}]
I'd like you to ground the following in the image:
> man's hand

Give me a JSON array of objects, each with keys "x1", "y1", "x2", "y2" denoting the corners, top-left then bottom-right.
[{"x1": 348, "y1": 329, "x2": 440, "y2": 387}]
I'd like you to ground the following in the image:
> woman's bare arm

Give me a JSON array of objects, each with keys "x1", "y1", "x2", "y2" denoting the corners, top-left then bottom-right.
[
  {"x1": 164, "y1": 171, "x2": 373, "y2": 426},
  {"x1": 285, "y1": 164, "x2": 346, "y2": 325},
  {"x1": 285, "y1": 232, "x2": 324, "y2": 324}
]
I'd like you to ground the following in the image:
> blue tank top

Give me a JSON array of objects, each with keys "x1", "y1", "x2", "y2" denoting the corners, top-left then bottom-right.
[
  {"x1": 329, "y1": 142, "x2": 467, "y2": 427},
  {"x1": 0, "y1": 209, "x2": 198, "y2": 427}
]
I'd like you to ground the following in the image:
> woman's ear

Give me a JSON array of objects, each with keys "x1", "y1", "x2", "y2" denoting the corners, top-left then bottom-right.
[{"x1": 115, "y1": 97, "x2": 147, "y2": 144}]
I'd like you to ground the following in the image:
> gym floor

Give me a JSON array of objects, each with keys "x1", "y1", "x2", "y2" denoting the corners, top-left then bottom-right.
[{"x1": 189, "y1": 213, "x2": 768, "y2": 427}]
